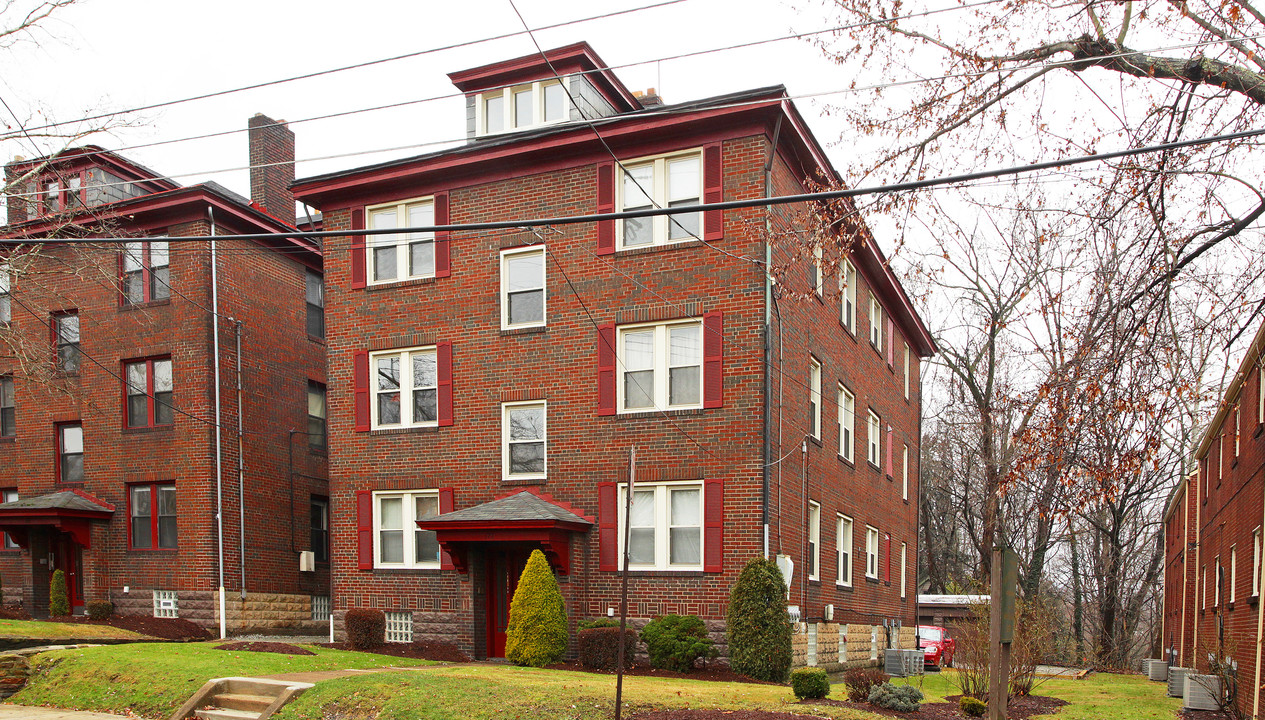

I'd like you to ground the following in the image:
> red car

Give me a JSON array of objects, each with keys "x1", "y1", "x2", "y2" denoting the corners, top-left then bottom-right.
[{"x1": 919, "y1": 625, "x2": 956, "y2": 668}]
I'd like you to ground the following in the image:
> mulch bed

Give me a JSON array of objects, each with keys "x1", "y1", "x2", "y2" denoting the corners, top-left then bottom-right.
[
  {"x1": 217, "y1": 641, "x2": 315, "y2": 656},
  {"x1": 316, "y1": 640, "x2": 470, "y2": 662},
  {"x1": 0, "y1": 605, "x2": 31, "y2": 620},
  {"x1": 803, "y1": 694, "x2": 1068, "y2": 720},
  {"x1": 547, "y1": 661, "x2": 774, "y2": 685},
  {"x1": 56, "y1": 615, "x2": 211, "y2": 640},
  {"x1": 1179, "y1": 711, "x2": 1232, "y2": 720}
]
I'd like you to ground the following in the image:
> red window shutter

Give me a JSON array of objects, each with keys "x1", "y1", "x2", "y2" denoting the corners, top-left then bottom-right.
[
  {"x1": 438, "y1": 487, "x2": 455, "y2": 570},
  {"x1": 598, "y1": 482, "x2": 617, "y2": 571},
  {"x1": 703, "y1": 143, "x2": 723, "y2": 241},
  {"x1": 703, "y1": 312, "x2": 724, "y2": 409},
  {"x1": 434, "y1": 191, "x2": 451, "y2": 278},
  {"x1": 704, "y1": 479, "x2": 724, "y2": 572},
  {"x1": 350, "y1": 208, "x2": 366, "y2": 289},
  {"x1": 353, "y1": 350, "x2": 370, "y2": 432},
  {"x1": 437, "y1": 341, "x2": 454, "y2": 427},
  {"x1": 597, "y1": 324, "x2": 616, "y2": 416},
  {"x1": 356, "y1": 490, "x2": 373, "y2": 570},
  {"x1": 596, "y1": 163, "x2": 615, "y2": 255},
  {"x1": 885, "y1": 426, "x2": 893, "y2": 477}
]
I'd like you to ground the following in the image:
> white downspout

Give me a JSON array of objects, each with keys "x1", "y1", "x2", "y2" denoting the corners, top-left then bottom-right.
[
  {"x1": 209, "y1": 207, "x2": 227, "y2": 640},
  {"x1": 1253, "y1": 464, "x2": 1265, "y2": 718}
]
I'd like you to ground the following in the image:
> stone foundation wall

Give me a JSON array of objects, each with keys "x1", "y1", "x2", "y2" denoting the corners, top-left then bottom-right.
[
  {"x1": 792, "y1": 622, "x2": 915, "y2": 670},
  {"x1": 110, "y1": 588, "x2": 326, "y2": 633},
  {"x1": 0, "y1": 654, "x2": 27, "y2": 699}
]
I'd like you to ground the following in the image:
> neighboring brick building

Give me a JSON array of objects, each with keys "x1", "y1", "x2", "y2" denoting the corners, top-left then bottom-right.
[
  {"x1": 1163, "y1": 319, "x2": 1265, "y2": 717},
  {"x1": 0, "y1": 116, "x2": 331, "y2": 632},
  {"x1": 294, "y1": 42, "x2": 934, "y2": 659}
]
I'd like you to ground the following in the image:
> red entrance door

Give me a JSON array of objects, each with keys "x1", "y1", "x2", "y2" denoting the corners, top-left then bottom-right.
[
  {"x1": 486, "y1": 547, "x2": 530, "y2": 658},
  {"x1": 51, "y1": 533, "x2": 84, "y2": 612}
]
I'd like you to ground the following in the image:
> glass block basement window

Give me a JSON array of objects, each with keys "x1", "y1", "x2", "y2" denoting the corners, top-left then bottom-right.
[
  {"x1": 311, "y1": 595, "x2": 331, "y2": 621},
  {"x1": 384, "y1": 611, "x2": 412, "y2": 643},
  {"x1": 153, "y1": 590, "x2": 178, "y2": 618}
]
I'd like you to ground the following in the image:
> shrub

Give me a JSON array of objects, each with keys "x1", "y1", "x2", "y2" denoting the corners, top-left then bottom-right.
[
  {"x1": 790, "y1": 667, "x2": 831, "y2": 699},
  {"x1": 505, "y1": 549, "x2": 567, "y2": 667},
  {"x1": 578, "y1": 617, "x2": 620, "y2": 631},
  {"x1": 842, "y1": 667, "x2": 888, "y2": 702},
  {"x1": 85, "y1": 600, "x2": 113, "y2": 620},
  {"x1": 48, "y1": 570, "x2": 69, "y2": 617},
  {"x1": 345, "y1": 608, "x2": 385, "y2": 649},
  {"x1": 726, "y1": 557, "x2": 793, "y2": 682},
  {"x1": 868, "y1": 683, "x2": 923, "y2": 712},
  {"x1": 960, "y1": 696, "x2": 987, "y2": 717},
  {"x1": 640, "y1": 614, "x2": 718, "y2": 672},
  {"x1": 578, "y1": 625, "x2": 639, "y2": 670}
]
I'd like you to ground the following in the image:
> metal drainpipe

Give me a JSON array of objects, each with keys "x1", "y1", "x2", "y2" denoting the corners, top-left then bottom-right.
[
  {"x1": 235, "y1": 320, "x2": 246, "y2": 600},
  {"x1": 208, "y1": 206, "x2": 226, "y2": 640},
  {"x1": 761, "y1": 114, "x2": 782, "y2": 561},
  {"x1": 801, "y1": 440, "x2": 808, "y2": 613}
]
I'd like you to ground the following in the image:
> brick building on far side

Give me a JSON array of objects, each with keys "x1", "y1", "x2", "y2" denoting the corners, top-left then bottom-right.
[
  {"x1": 294, "y1": 42, "x2": 934, "y2": 659},
  {"x1": 0, "y1": 115, "x2": 331, "y2": 632}
]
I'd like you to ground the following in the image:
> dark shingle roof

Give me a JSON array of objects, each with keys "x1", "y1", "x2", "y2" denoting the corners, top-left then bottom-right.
[
  {"x1": 423, "y1": 491, "x2": 592, "y2": 526},
  {"x1": 0, "y1": 491, "x2": 114, "y2": 514}
]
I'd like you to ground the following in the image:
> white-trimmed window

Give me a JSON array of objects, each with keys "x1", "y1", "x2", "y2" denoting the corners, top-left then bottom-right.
[
  {"x1": 501, "y1": 247, "x2": 545, "y2": 329},
  {"x1": 1202, "y1": 565, "x2": 1208, "y2": 609},
  {"x1": 813, "y1": 244, "x2": 824, "y2": 297},
  {"x1": 477, "y1": 79, "x2": 568, "y2": 136},
  {"x1": 837, "y1": 514, "x2": 853, "y2": 586},
  {"x1": 900, "y1": 542, "x2": 908, "y2": 599},
  {"x1": 503, "y1": 401, "x2": 546, "y2": 480},
  {"x1": 1253, "y1": 527, "x2": 1261, "y2": 598},
  {"x1": 0, "y1": 377, "x2": 13, "y2": 439},
  {"x1": 902, "y1": 444, "x2": 909, "y2": 500},
  {"x1": 1215, "y1": 556, "x2": 1222, "y2": 607},
  {"x1": 370, "y1": 346, "x2": 437, "y2": 430},
  {"x1": 366, "y1": 197, "x2": 435, "y2": 285},
  {"x1": 373, "y1": 490, "x2": 440, "y2": 569},
  {"x1": 1236, "y1": 403, "x2": 1241, "y2": 456},
  {"x1": 618, "y1": 150, "x2": 702, "y2": 248},
  {"x1": 904, "y1": 344, "x2": 910, "y2": 399},
  {"x1": 870, "y1": 297, "x2": 882, "y2": 350},
  {"x1": 808, "y1": 501, "x2": 821, "y2": 581},
  {"x1": 809, "y1": 357, "x2": 821, "y2": 440},
  {"x1": 618, "y1": 320, "x2": 702, "y2": 412},
  {"x1": 0, "y1": 264, "x2": 10, "y2": 324},
  {"x1": 841, "y1": 261, "x2": 856, "y2": 333},
  {"x1": 867, "y1": 410, "x2": 881, "y2": 467},
  {"x1": 1231, "y1": 546, "x2": 1238, "y2": 604},
  {"x1": 866, "y1": 525, "x2": 880, "y2": 579},
  {"x1": 618, "y1": 482, "x2": 703, "y2": 571},
  {"x1": 1259, "y1": 365, "x2": 1264, "y2": 424},
  {"x1": 1, "y1": 488, "x2": 17, "y2": 549},
  {"x1": 838, "y1": 385, "x2": 855, "y2": 462}
]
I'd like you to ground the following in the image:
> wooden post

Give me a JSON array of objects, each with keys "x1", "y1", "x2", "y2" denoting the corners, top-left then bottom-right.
[{"x1": 988, "y1": 546, "x2": 1017, "y2": 720}]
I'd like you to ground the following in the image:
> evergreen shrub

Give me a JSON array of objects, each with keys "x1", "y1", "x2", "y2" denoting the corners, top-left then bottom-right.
[
  {"x1": 790, "y1": 667, "x2": 831, "y2": 699},
  {"x1": 85, "y1": 600, "x2": 113, "y2": 620},
  {"x1": 640, "y1": 614, "x2": 717, "y2": 672},
  {"x1": 868, "y1": 683, "x2": 923, "y2": 712},
  {"x1": 726, "y1": 557, "x2": 793, "y2": 681},
  {"x1": 578, "y1": 625, "x2": 639, "y2": 670},
  {"x1": 505, "y1": 549, "x2": 567, "y2": 667},
  {"x1": 960, "y1": 696, "x2": 987, "y2": 717},
  {"x1": 49, "y1": 570, "x2": 69, "y2": 617}
]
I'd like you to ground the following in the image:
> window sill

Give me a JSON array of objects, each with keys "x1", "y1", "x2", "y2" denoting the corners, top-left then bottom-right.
[
  {"x1": 365, "y1": 276, "x2": 440, "y2": 292},
  {"x1": 809, "y1": 436, "x2": 823, "y2": 448},
  {"x1": 503, "y1": 476, "x2": 547, "y2": 486},
  {"x1": 836, "y1": 583, "x2": 854, "y2": 591},
  {"x1": 616, "y1": 408, "x2": 705, "y2": 420},
  {"x1": 840, "y1": 321, "x2": 857, "y2": 339},
  {"x1": 612, "y1": 570, "x2": 707, "y2": 577},
  {"x1": 370, "y1": 426, "x2": 439, "y2": 436},
  {"x1": 500, "y1": 325, "x2": 547, "y2": 337},
  {"x1": 1249, "y1": 595, "x2": 1260, "y2": 607},
  {"x1": 865, "y1": 576, "x2": 880, "y2": 584},
  {"x1": 0, "y1": 437, "x2": 15, "y2": 445},
  {"x1": 122, "y1": 425, "x2": 174, "y2": 435},
  {"x1": 56, "y1": 482, "x2": 86, "y2": 489},
  {"x1": 308, "y1": 447, "x2": 328, "y2": 458},
  {"x1": 867, "y1": 461, "x2": 882, "y2": 474},
  {"x1": 127, "y1": 548, "x2": 179, "y2": 554},
  {"x1": 809, "y1": 578, "x2": 821, "y2": 585},
  {"x1": 1227, "y1": 601, "x2": 1236, "y2": 611},
  {"x1": 118, "y1": 298, "x2": 172, "y2": 313},
  {"x1": 307, "y1": 335, "x2": 327, "y2": 346},
  {"x1": 370, "y1": 567, "x2": 446, "y2": 575},
  {"x1": 615, "y1": 239, "x2": 705, "y2": 257},
  {"x1": 837, "y1": 454, "x2": 855, "y2": 468}
]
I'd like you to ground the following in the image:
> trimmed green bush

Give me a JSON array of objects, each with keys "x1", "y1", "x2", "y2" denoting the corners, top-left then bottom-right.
[
  {"x1": 577, "y1": 617, "x2": 620, "y2": 630},
  {"x1": 640, "y1": 614, "x2": 717, "y2": 672},
  {"x1": 843, "y1": 667, "x2": 888, "y2": 702},
  {"x1": 505, "y1": 549, "x2": 567, "y2": 667},
  {"x1": 345, "y1": 608, "x2": 385, "y2": 649},
  {"x1": 49, "y1": 569, "x2": 69, "y2": 617},
  {"x1": 726, "y1": 557, "x2": 793, "y2": 682},
  {"x1": 790, "y1": 667, "x2": 831, "y2": 699},
  {"x1": 868, "y1": 683, "x2": 923, "y2": 712},
  {"x1": 85, "y1": 600, "x2": 113, "y2": 620},
  {"x1": 578, "y1": 626, "x2": 639, "y2": 670},
  {"x1": 960, "y1": 696, "x2": 987, "y2": 717}
]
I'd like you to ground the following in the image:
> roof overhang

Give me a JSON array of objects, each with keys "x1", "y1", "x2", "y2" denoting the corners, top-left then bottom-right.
[
  {"x1": 448, "y1": 41, "x2": 641, "y2": 113},
  {"x1": 0, "y1": 490, "x2": 115, "y2": 549}
]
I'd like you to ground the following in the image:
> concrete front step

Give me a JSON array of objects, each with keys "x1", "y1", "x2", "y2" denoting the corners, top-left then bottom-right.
[
  {"x1": 194, "y1": 709, "x2": 258, "y2": 720},
  {"x1": 213, "y1": 693, "x2": 273, "y2": 713},
  {"x1": 170, "y1": 677, "x2": 315, "y2": 720}
]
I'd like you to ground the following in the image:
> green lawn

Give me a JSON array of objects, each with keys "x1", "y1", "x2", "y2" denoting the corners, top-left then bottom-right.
[
  {"x1": 0, "y1": 618, "x2": 147, "y2": 640},
  {"x1": 8, "y1": 642, "x2": 434, "y2": 718},
  {"x1": 896, "y1": 670, "x2": 1181, "y2": 720}
]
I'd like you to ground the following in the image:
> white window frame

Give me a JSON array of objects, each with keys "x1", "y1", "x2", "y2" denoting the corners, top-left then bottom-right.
[
  {"x1": 837, "y1": 514, "x2": 854, "y2": 587},
  {"x1": 368, "y1": 345, "x2": 437, "y2": 430},
  {"x1": 617, "y1": 481, "x2": 704, "y2": 571},
  {"x1": 902, "y1": 444, "x2": 909, "y2": 501},
  {"x1": 616, "y1": 148, "x2": 704, "y2": 249},
  {"x1": 475, "y1": 79, "x2": 569, "y2": 136},
  {"x1": 1215, "y1": 556, "x2": 1222, "y2": 607},
  {"x1": 0, "y1": 263, "x2": 10, "y2": 324},
  {"x1": 903, "y1": 344, "x2": 910, "y2": 399},
  {"x1": 1253, "y1": 527, "x2": 1262, "y2": 598},
  {"x1": 900, "y1": 542, "x2": 908, "y2": 599},
  {"x1": 1236, "y1": 403, "x2": 1241, "y2": 456},
  {"x1": 372, "y1": 489, "x2": 441, "y2": 570},
  {"x1": 1231, "y1": 545, "x2": 1238, "y2": 604},
  {"x1": 813, "y1": 244, "x2": 824, "y2": 297},
  {"x1": 1202, "y1": 565, "x2": 1208, "y2": 609},
  {"x1": 867, "y1": 410, "x2": 881, "y2": 467},
  {"x1": 870, "y1": 297, "x2": 882, "y2": 350},
  {"x1": 500, "y1": 247, "x2": 546, "y2": 330},
  {"x1": 502, "y1": 401, "x2": 546, "y2": 481},
  {"x1": 365, "y1": 196, "x2": 435, "y2": 286},
  {"x1": 838, "y1": 384, "x2": 855, "y2": 463},
  {"x1": 617, "y1": 319, "x2": 704, "y2": 413},
  {"x1": 808, "y1": 501, "x2": 821, "y2": 581},
  {"x1": 1259, "y1": 364, "x2": 1264, "y2": 424},
  {"x1": 866, "y1": 525, "x2": 880, "y2": 579},
  {"x1": 841, "y1": 261, "x2": 856, "y2": 333},
  {"x1": 809, "y1": 357, "x2": 822, "y2": 440}
]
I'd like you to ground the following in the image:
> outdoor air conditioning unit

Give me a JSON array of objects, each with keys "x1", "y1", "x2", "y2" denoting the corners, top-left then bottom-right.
[
  {"x1": 903, "y1": 649, "x2": 925, "y2": 676},
  {"x1": 885, "y1": 649, "x2": 908, "y2": 677},
  {"x1": 298, "y1": 550, "x2": 316, "y2": 572},
  {"x1": 1168, "y1": 667, "x2": 1192, "y2": 698},
  {"x1": 1183, "y1": 674, "x2": 1221, "y2": 711},
  {"x1": 1147, "y1": 659, "x2": 1169, "y2": 682},
  {"x1": 823, "y1": 604, "x2": 834, "y2": 621}
]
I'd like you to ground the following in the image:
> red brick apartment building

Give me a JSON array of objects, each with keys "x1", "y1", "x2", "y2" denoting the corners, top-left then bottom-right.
[
  {"x1": 292, "y1": 42, "x2": 934, "y2": 659},
  {"x1": 0, "y1": 116, "x2": 331, "y2": 632},
  {"x1": 1164, "y1": 318, "x2": 1265, "y2": 717}
]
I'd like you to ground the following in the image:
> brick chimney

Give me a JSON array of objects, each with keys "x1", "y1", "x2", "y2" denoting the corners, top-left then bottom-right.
[{"x1": 247, "y1": 114, "x2": 295, "y2": 224}]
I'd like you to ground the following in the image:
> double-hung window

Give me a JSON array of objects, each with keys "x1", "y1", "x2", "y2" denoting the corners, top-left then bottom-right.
[
  {"x1": 1215, "y1": 557, "x2": 1222, "y2": 607},
  {"x1": 305, "y1": 271, "x2": 324, "y2": 339},
  {"x1": 308, "y1": 382, "x2": 327, "y2": 451},
  {"x1": 841, "y1": 261, "x2": 856, "y2": 333},
  {"x1": 619, "y1": 482, "x2": 703, "y2": 570},
  {"x1": 501, "y1": 248, "x2": 545, "y2": 329},
  {"x1": 1253, "y1": 527, "x2": 1262, "y2": 598},
  {"x1": 813, "y1": 245, "x2": 824, "y2": 297},
  {"x1": 367, "y1": 197, "x2": 434, "y2": 285},
  {"x1": 0, "y1": 377, "x2": 13, "y2": 438},
  {"x1": 124, "y1": 358, "x2": 174, "y2": 428},
  {"x1": 373, "y1": 490, "x2": 440, "y2": 569},
  {"x1": 121, "y1": 240, "x2": 170, "y2": 305},
  {"x1": 53, "y1": 312, "x2": 80, "y2": 374},
  {"x1": 867, "y1": 410, "x2": 881, "y2": 467},
  {"x1": 503, "y1": 401, "x2": 546, "y2": 480},
  {"x1": 1, "y1": 489, "x2": 17, "y2": 549},
  {"x1": 837, "y1": 515, "x2": 853, "y2": 586},
  {"x1": 866, "y1": 525, "x2": 880, "y2": 579},
  {"x1": 370, "y1": 346, "x2": 437, "y2": 429},
  {"x1": 618, "y1": 320, "x2": 702, "y2": 412},
  {"x1": 57, "y1": 422, "x2": 83, "y2": 483},
  {"x1": 838, "y1": 385, "x2": 855, "y2": 462},
  {"x1": 870, "y1": 298, "x2": 882, "y2": 350},
  {"x1": 809, "y1": 357, "x2": 821, "y2": 440},
  {"x1": 901, "y1": 542, "x2": 908, "y2": 599},
  {"x1": 902, "y1": 444, "x2": 909, "y2": 500},
  {"x1": 130, "y1": 482, "x2": 176, "y2": 549},
  {"x1": 808, "y1": 501, "x2": 821, "y2": 580},
  {"x1": 0, "y1": 264, "x2": 9, "y2": 324},
  {"x1": 478, "y1": 80, "x2": 568, "y2": 136},
  {"x1": 619, "y1": 150, "x2": 702, "y2": 248},
  {"x1": 1231, "y1": 546, "x2": 1238, "y2": 604},
  {"x1": 310, "y1": 496, "x2": 329, "y2": 563}
]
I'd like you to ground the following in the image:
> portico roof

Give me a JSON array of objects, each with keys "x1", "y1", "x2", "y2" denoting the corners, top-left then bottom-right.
[{"x1": 0, "y1": 490, "x2": 115, "y2": 549}]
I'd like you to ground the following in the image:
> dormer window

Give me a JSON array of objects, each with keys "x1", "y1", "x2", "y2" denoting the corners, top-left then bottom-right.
[{"x1": 477, "y1": 80, "x2": 568, "y2": 136}]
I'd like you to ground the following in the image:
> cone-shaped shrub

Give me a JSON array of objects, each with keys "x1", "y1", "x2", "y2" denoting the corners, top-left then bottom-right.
[
  {"x1": 726, "y1": 557, "x2": 792, "y2": 681},
  {"x1": 505, "y1": 549, "x2": 567, "y2": 667},
  {"x1": 49, "y1": 569, "x2": 69, "y2": 617}
]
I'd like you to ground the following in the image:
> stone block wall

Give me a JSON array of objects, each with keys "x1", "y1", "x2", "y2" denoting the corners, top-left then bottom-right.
[
  {"x1": 111, "y1": 588, "x2": 326, "y2": 633},
  {"x1": 791, "y1": 621, "x2": 915, "y2": 670}
]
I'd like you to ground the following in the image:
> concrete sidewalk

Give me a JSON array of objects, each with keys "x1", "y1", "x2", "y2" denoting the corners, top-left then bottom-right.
[{"x1": 0, "y1": 707, "x2": 136, "y2": 719}]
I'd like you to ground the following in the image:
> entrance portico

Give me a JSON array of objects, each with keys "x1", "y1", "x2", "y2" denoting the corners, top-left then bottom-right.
[{"x1": 0, "y1": 490, "x2": 115, "y2": 616}]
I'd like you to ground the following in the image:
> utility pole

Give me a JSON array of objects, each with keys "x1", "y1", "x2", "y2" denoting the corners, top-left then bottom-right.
[
  {"x1": 988, "y1": 545, "x2": 1018, "y2": 720},
  {"x1": 615, "y1": 447, "x2": 635, "y2": 720}
]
